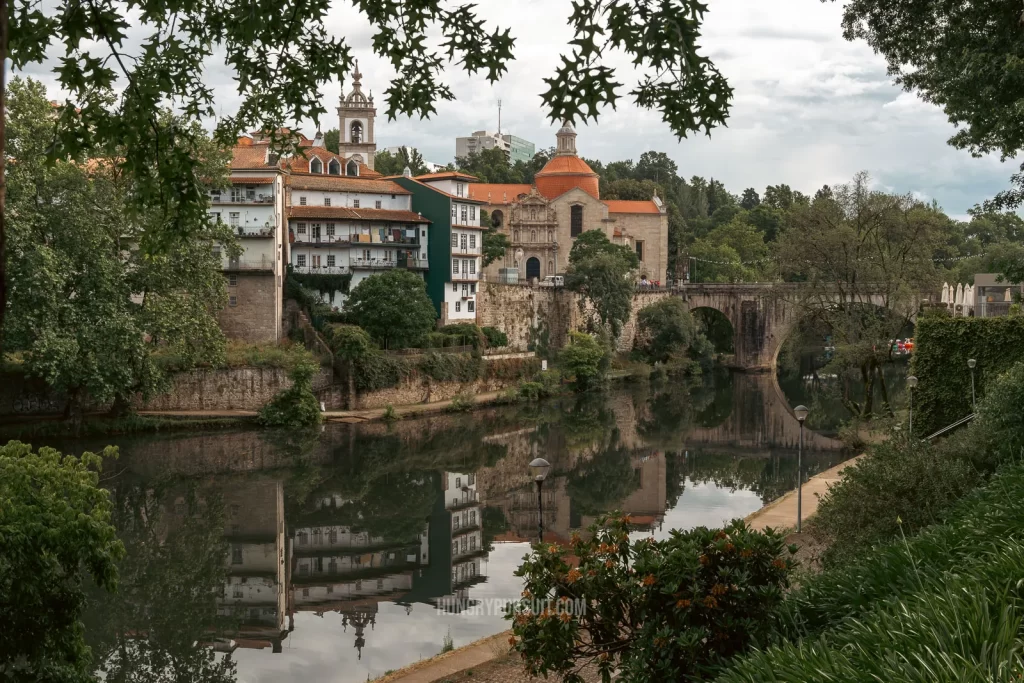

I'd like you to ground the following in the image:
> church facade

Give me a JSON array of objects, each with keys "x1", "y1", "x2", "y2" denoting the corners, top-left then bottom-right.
[{"x1": 468, "y1": 123, "x2": 669, "y2": 283}]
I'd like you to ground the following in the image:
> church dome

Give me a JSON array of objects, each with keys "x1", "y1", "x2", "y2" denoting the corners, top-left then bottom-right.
[{"x1": 534, "y1": 121, "x2": 599, "y2": 199}]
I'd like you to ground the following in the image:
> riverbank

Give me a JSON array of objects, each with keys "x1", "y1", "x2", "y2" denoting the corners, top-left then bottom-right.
[{"x1": 374, "y1": 457, "x2": 859, "y2": 683}]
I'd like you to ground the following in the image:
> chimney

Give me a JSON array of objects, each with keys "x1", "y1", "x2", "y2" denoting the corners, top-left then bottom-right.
[{"x1": 312, "y1": 130, "x2": 324, "y2": 148}]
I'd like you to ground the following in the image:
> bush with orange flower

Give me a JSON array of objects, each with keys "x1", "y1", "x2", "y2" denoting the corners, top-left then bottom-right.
[{"x1": 507, "y1": 515, "x2": 794, "y2": 682}]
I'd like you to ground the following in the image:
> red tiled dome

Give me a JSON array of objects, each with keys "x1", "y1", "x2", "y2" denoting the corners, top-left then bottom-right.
[{"x1": 535, "y1": 155, "x2": 600, "y2": 199}]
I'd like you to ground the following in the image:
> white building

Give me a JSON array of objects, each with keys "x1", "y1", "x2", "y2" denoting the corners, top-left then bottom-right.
[{"x1": 444, "y1": 472, "x2": 484, "y2": 587}]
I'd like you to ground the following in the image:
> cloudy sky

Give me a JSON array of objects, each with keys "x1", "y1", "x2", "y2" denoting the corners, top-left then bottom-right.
[{"x1": 16, "y1": 0, "x2": 1015, "y2": 216}]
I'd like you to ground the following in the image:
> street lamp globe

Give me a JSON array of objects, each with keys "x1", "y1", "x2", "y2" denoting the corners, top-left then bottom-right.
[
  {"x1": 968, "y1": 358, "x2": 977, "y2": 369},
  {"x1": 529, "y1": 457, "x2": 551, "y2": 482},
  {"x1": 794, "y1": 405, "x2": 809, "y2": 423},
  {"x1": 907, "y1": 375, "x2": 919, "y2": 389}
]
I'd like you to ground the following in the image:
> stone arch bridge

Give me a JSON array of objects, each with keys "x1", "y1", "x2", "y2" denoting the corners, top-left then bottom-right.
[{"x1": 668, "y1": 283, "x2": 928, "y2": 371}]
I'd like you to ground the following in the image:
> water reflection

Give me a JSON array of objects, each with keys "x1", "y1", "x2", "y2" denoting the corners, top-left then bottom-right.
[{"x1": 71, "y1": 372, "x2": 850, "y2": 682}]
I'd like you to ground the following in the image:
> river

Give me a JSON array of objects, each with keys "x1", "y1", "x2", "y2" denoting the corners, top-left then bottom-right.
[{"x1": 54, "y1": 371, "x2": 860, "y2": 682}]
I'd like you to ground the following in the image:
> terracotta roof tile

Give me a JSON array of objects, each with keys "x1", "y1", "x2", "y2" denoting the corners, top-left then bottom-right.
[
  {"x1": 467, "y1": 183, "x2": 533, "y2": 205},
  {"x1": 287, "y1": 175, "x2": 410, "y2": 194},
  {"x1": 414, "y1": 170, "x2": 479, "y2": 182},
  {"x1": 288, "y1": 206, "x2": 429, "y2": 223},
  {"x1": 230, "y1": 176, "x2": 275, "y2": 185},
  {"x1": 604, "y1": 199, "x2": 662, "y2": 214},
  {"x1": 230, "y1": 144, "x2": 276, "y2": 170}
]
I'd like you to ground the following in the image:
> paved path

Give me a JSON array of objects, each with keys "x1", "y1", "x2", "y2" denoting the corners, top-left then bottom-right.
[
  {"x1": 321, "y1": 391, "x2": 505, "y2": 423},
  {"x1": 745, "y1": 454, "x2": 864, "y2": 532}
]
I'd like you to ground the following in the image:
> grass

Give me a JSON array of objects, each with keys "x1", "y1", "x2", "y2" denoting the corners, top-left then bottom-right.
[
  {"x1": 441, "y1": 628, "x2": 455, "y2": 653},
  {"x1": 151, "y1": 340, "x2": 316, "y2": 373},
  {"x1": 0, "y1": 414, "x2": 253, "y2": 441}
]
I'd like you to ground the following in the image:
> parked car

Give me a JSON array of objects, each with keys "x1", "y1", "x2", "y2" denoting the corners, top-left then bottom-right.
[{"x1": 540, "y1": 275, "x2": 565, "y2": 287}]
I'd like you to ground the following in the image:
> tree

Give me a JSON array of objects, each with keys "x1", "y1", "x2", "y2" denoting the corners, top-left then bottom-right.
[
  {"x1": 565, "y1": 231, "x2": 639, "y2": 338},
  {"x1": 2, "y1": 0, "x2": 733, "y2": 353},
  {"x1": 375, "y1": 147, "x2": 430, "y2": 176},
  {"x1": 635, "y1": 297, "x2": 707, "y2": 364},
  {"x1": 634, "y1": 151, "x2": 678, "y2": 184},
  {"x1": 4, "y1": 78, "x2": 233, "y2": 417},
  {"x1": 740, "y1": 188, "x2": 761, "y2": 210},
  {"x1": 779, "y1": 172, "x2": 948, "y2": 419},
  {"x1": 323, "y1": 128, "x2": 340, "y2": 153},
  {"x1": 0, "y1": 441, "x2": 125, "y2": 681},
  {"x1": 455, "y1": 147, "x2": 520, "y2": 183},
  {"x1": 559, "y1": 331, "x2": 607, "y2": 392},
  {"x1": 345, "y1": 270, "x2": 437, "y2": 348},
  {"x1": 257, "y1": 360, "x2": 323, "y2": 428},
  {"x1": 483, "y1": 229, "x2": 511, "y2": 267},
  {"x1": 508, "y1": 516, "x2": 793, "y2": 683}
]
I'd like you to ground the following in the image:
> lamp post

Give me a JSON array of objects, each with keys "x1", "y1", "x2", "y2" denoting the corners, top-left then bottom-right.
[
  {"x1": 906, "y1": 375, "x2": 918, "y2": 442},
  {"x1": 967, "y1": 358, "x2": 977, "y2": 412},
  {"x1": 794, "y1": 405, "x2": 809, "y2": 533},
  {"x1": 529, "y1": 457, "x2": 550, "y2": 545}
]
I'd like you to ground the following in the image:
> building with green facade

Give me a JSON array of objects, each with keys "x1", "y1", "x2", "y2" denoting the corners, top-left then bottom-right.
[
  {"x1": 502, "y1": 134, "x2": 536, "y2": 164},
  {"x1": 392, "y1": 172, "x2": 486, "y2": 323}
]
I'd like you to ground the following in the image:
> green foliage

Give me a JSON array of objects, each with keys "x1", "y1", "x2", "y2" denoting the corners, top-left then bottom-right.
[
  {"x1": 482, "y1": 227, "x2": 512, "y2": 267},
  {"x1": 0, "y1": 441, "x2": 125, "y2": 681},
  {"x1": 565, "y1": 445, "x2": 638, "y2": 516},
  {"x1": 719, "y1": 459, "x2": 1024, "y2": 681},
  {"x1": 324, "y1": 324, "x2": 376, "y2": 362},
  {"x1": 910, "y1": 316, "x2": 1024, "y2": 435},
  {"x1": 635, "y1": 297, "x2": 709, "y2": 364},
  {"x1": 812, "y1": 438, "x2": 981, "y2": 567},
  {"x1": 509, "y1": 516, "x2": 793, "y2": 683},
  {"x1": 481, "y1": 326, "x2": 509, "y2": 348},
  {"x1": 485, "y1": 357, "x2": 542, "y2": 382},
  {"x1": 437, "y1": 323, "x2": 486, "y2": 349},
  {"x1": 346, "y1": 270, "x2": 438, "y2": 349},
  {"x1": 559, "y1": 331, "x2": 607, "y2": 392},
  {"x1": 354, "y1": 354, "x2": 415, "y2": 392},
  {"x1": 257, "y1": 362, "x2": 323, "y2": 428},
  {"x1": 419, "y1": 352, "x2": 483, "y2": 383},
  {"x1": 288, "y1": 272, "x2": 352, "y2": 298},
  {"x1": 517, "y1": 370, "x2": 564, "y2": 402},
  {"x1": 970, "y1": 360, "x2": 1024, "y2": 467},
  {"x1": 565, "y1": 231, "x2": 639, "y2": 338},
  {"x1": 446, "y1": 391, "x2": 475, "y2": 412},
  {"x1": 382, "y1": 404, "x2": 399, "y2": 422},
  {"x1": 4, "y1": 79, "x2": 231, "y2": 411},
  {"x1": 375, "y1": 148, "x2": 430, "y2": 176}
]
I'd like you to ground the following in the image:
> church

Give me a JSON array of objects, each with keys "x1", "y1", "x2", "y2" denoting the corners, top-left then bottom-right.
[{"x1": 468, "y1": 123, "x2": 669, "y2": 283}]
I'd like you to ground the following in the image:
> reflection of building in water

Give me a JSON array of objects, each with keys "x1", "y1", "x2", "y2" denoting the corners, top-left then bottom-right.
[
  {"x1": 581, "y1": 452, "x2": 667, "y2": 533},
  {"x1": 403, "y1": 472, "x2": 488, "y2": 614},
  {"x1": 217, "y1": 481, "x2": 289, "y2": 652},
  {"x1": 288, "y1": 492, "x2": 428, "y2": 657}
]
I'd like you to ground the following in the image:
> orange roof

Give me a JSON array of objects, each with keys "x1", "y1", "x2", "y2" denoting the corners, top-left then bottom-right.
[
  {"x1": 287, "y1": 175, "x2": 409, "y2": 194},
  {"x1": 534, "y1": 155, "x2": 600, "y2": 199},
  {"x1": 288, "y1": 147, "x2": 381, "y2": 178},
  {"x1": 288, "y1": 206, "x2": 429, "y2": 223},
  {"x1": 415, "y1": 170, "x2": 479, "y2": 182},
  {"x1": 604, "y1": 199, "x2": 662, "y2": 214},
  {"x1": 230, "y1": 144, "x2": 277, "y2": 170},
  {"x1": 536, "y1": 155, "x2": 597, "y2": 177},
  {"x1": 467, "y1": 183, "x2": 533, "y2": 205},
  {"x1": 231, "y1": 176, "x2": 275, "y2": 185}
]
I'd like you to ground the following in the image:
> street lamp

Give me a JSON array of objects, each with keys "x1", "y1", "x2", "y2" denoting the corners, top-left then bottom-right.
[
  {"x1": 529, "y1": 457, "x2": 551, "y2": 544},
  {"x1": 967, "y1": 358, "x2": 977, "y2": 412},
  {"x1": 794, "y1": 405, "x2": 809, "y2": 533},
  {"x1": 906, "y1": 375, "x2": 918, "y2": 440}
]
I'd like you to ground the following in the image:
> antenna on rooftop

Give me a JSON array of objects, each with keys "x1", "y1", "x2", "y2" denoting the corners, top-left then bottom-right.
[{"x1": 497, "y1": 99, "x2": 502, "y2": 136}]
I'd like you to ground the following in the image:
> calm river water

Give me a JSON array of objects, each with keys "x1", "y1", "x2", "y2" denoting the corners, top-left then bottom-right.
[{"x1": 54, "y1": 371, "x2": 858, "y2": 682}]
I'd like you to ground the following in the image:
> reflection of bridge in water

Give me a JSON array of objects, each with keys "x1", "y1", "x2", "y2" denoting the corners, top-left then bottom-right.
[{"x1": 686, "y1": 373, "x2": 843, "y2": 452}]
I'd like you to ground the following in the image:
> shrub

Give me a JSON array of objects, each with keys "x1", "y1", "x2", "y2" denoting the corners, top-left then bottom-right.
[
  {"x1": 970, "y1": 360, "x2": 1024, "y2": 467},
  {"x1": 635, "y1": 297, "x2": 703, "y2": 364},
  {"x1": 354, "y1": 354, "x2": 414, "y2": 392},
  {"x1": 417, "y1": 352, "x2": 482, "y2": 383},
  {"x1": 446, "y1": 391, "x2": 475, "y2": 412},
  {"x1": 381, "y1": 404, "x2": 399, "y2": 422},
  {"x1": 257, "y1": 362, "x2": 323, "y2": 427},
  {"x1": 559, "y1": 331, "x2": 606, "y2": 392},
  {"x1": 812, "y1": 438, "x2": 980, "y2": 567},
  {"x1": 481, "y1": 326, "x2": 508, "y2": 348},
  {"x1": 509, "y1": 516, "x2": 794, "y2": 683},
  {"x1": 485, "y1": 357, "x2": 541, "y2": 381},
  {"x1": 325, "y1": 324, "x2": 375, "y2": 362},
  {"x1": 437, "y1": 323, "x2": 485, "y2": 348}
]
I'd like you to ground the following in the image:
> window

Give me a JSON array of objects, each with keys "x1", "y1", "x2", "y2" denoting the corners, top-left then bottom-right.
[
  {"x1": 456, "y1": 182, "x2": 465, "y2": 197},
  {"x1": 327, "y1": 255, "x2": 336, "y2": 267},
  {"x1": 455, "y1": 301, "x2": 461, "y2": 312},
  {"x1": 452, "y1": 542, "x2": 458, "y2": 555},
  {"x1": 377, "y1": 579, "x2": 384, "y2": 590},
  {"x1": 326, "y1": 223, "x2": 335, "y2": 237},
  {"x1": 571, "y1": 204, "x2": 583, "y2": 237},
  {"x1": 460, "y1": 234, "x2": 467, "y2": 250},
  {"x1": 453, "y1": 283, "x2": 458, "y2": 292},
  {"x1": 310, "y1": 157, "x2": 323, "y2": 174},
  {"x1": 324, "y1": 197, "x2": 331, "y2": 206},
  {"x1": 470, "y1": 206, "x2": 476, "y2": 220},
  {"x1": 462, "y1": 284, "x2": 468, "y2": 296},
  {"x1": 451, "y1": 233, "x2": 458, "y2": 248},
  {"x1": 347, "y1": 160, "x2": 359, "y2": 176},
  {"x1": 227, "y1": 274, "x2": 237, "y2": 286},
  {"x1": 326, "y1": 585, "x2": 334, "y2": 594},
  {"x1": 452, "y1": 259, "x2": 459, "y2": 274},
  {"x1": 312, "y1": 255, "x2": 321, "y2": 268},
  {"x1": 468, "y1": 300, "x2": 475, "y2": 313},
  {"x1": 302, "y1": 588, "x2": 310, "y2": 598},
  {"x1": 468, "y1": 260, "x2": 475, "y2": 274},
  {"x1": 298, "y1": 531, "x2": 308, "y2": 545},
  {"x1": 329, "y1": 528, "x2": 338, "y2": 543},
  {"x1": 470, "y1": 510, "x2": 477, "y2": 524},
  {"x1": 456, "y1": 477, "x2": 461, "y2": 487},
  {"x1": 461, "y1": 537, "x2": 467, "y2": 552},
  {"x1": 353, "y1": 199, "x2": 360, "y2": 209},
  {"x1": 232, "y1": 547, "x2": 243, "y2": 565},
  {"x1": 229, "y1": 212, "x2": 239, "y2": 226},
  {"x1": 229, "y1": 295, "x2": 238, "y2": 307},
  {"x1": 635, "y1": 240, "x2": 645, "y2": 262},
  {"x1": 470, "y1": 536, "x2": 477, "y2": 550},
  {"x1": 350, "y1": 120, "x2": 363, "y2": 143},
  {"x1": 451, "y1": 204, "x2": 457, "y2": 220},
  {"x1": 375, "y1": 200, "x2": 382, "y2": 209},
  {"x1": 297, "y1": 254, "x2": 307, "y2": 267},
  {"x1": 453, "y1": 516, "x2": 460, "y2": 530},
  {"x1": 299, "y1": 196, "x2": 307, "y2": 206},
  {"x1": 233, "y1": 587, "x2": 244, "y2": 599},
  {"x1": 230, "y1": 188, "x2": 243, "y2": 202},
  {"x1": 212, "y1": 211, "x2": 221, "y2": 223},
  {"x1": 469, "y1": 234, "x2": 476, "y2": 249},
  {"x1": 470, "y1": 283, "x2": 476, "y2": 294},
  {"x1": 362, "y1": 249, "x2": 370, "y2": 260},
  {"x1": 297, "y1": 222, "x2": 307, "y2": 234},
  {"x1": 460, "y1": 206, "x2": 468, "y2": 223},
  {"x1": 328, "y1": 159, "x2": 341, "y2": 175}
]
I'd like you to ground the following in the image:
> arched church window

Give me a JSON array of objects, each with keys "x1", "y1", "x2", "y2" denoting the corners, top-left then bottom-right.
[
  {"x1": 570, "y1": 205, "x2": 583, "y2": 237},
  {"x1": 328, "y1": 159, "x2": 341, "y2": 175},
  {"x1": 350, "y1": 121, "x2": 363, "y2": 144},
  {"x1": 346, "y1": 160, "x2": 359, "y2": 176},
  {"x1": 309, "y1": 157, "x2": 323, "y2": 174},
  {"x1": 491, "y1": 209, "x2": 504, "y2": 228}
]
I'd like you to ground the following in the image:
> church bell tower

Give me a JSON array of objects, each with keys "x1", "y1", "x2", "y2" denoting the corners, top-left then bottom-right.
[{"x1": 337, "y1": 60, "x2": 378, "y2": 170}]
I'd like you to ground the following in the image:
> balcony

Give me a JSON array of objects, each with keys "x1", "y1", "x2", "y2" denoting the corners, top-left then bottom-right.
[
  {"x1": 400, "y1": 256, "x2": 429, "y2": 270},
  {"x1": 222, "y1": 257, "x2": 277, "y2": 273},
  {"x1": 230, "y1": 225, "x2": 275, "y2": 238},
  {"x1": 451, "y1": 271, "x2": 481, "y2": 282},
  {"x1": 292, "y1": 265, "x2": 350, "y2": 275},
  {"x1": 212, "y1": 195, "x2": 275, "y2": 205},
  {"x1": 451, "y1": 246, "x2": 482, "y2": 256},
  {"x1": 350, "y1": 257, "x2": 398, "y2": 270},
  {"x1": 294, "y1": 235, "x2": 421, "y2": 248}
]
